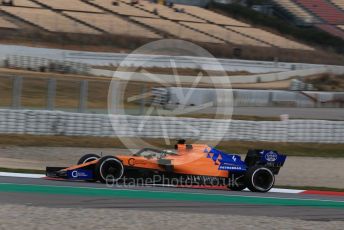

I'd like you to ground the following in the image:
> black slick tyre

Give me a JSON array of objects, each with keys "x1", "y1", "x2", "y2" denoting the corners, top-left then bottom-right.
[
  {"x1": 77, "y1": 154, "x2": 100, "y2": 182},
  {"x1": 245, "y1": 166, "x2": 275, "y2": 192},
  {"x1": 77, "y1": 154, "x2": 100, "y2": 165},
  {"x1": 95, "y1": 156, "x2": 124, "y2": 184}
]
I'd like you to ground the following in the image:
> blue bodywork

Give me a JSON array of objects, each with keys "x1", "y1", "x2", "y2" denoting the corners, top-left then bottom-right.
[
  {"x1": 258, "y1": 150, "x2": 287, "y2": 165},
  {"x1": 205, "y1": 147, "x2": 286, "y2": 173},
  {"x1": 67, "y1": 169, "x2": 93, "y2": 180}
]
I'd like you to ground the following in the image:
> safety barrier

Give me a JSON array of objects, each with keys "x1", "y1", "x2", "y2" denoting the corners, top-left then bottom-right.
[
  {"x1": 90, "y1": 66, "x2": 344, "y2": 84},
  {"x1": 155, "y1": 88, "x2": 344, "y2": 108},
  {"x1": 1, "y1": 44, "x2": 343, "y2": 73},
  {"x1": 5, "y1": 55, "x2": 91, "y2": 75},
  {"x1": 0, "y1": 109, "x2": 343, "y2": 143}
]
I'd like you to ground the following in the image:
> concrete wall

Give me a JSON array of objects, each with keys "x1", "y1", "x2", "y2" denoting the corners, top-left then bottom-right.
[
  {"x1": 0, "y1": 109, "x2": 343, "y2": 143},
  {"x1": 1, "y1": 44, "x2": 342, "y2": 73},
  {"x1": 90, "y1": 65, "x2": 344, "y2": 85}
]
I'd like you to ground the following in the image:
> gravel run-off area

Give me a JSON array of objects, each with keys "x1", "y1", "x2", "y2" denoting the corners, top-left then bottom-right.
[{"x1": 0, "y1": 204, "x2": 343, "y2": 230}]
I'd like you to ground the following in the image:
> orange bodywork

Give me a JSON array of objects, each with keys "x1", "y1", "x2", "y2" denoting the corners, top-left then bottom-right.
[{"x1": 66, "y1": 144, "x2": 229, "y2": 178}]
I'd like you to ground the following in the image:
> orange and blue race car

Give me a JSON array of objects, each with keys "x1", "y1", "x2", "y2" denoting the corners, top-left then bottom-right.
[{"x1": 46, "y1": 140, "x2": 287, "y2": 192}]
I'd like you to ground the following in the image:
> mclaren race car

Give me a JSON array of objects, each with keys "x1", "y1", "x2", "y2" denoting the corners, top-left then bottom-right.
[{"x1": 46, "y1": 140, "x2": 287, "y2": 192}]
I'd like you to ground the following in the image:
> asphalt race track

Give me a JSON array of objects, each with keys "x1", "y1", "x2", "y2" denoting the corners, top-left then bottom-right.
[{"x1": 0, "y1": 176, "x2": 343, "y2": 221}]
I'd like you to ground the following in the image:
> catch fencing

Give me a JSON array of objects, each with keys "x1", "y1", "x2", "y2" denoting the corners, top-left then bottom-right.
[{"x1": 0, "y1": 109, "x2": 343, "y2": 143}]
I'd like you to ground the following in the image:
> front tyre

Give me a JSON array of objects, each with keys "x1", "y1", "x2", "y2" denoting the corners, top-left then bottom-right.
[
  {"x1": 77, "y1": 154, "x2": 100, "y2": 182},
  {"x1": 95, "y1": 156, "x2": 124, "y2": 184},
  {"x1": 245, "y1": 166, "x2": 275, "y2": 193},
  {"x1": 77, "y1": 154, "x2": 100, "y2": 165}
]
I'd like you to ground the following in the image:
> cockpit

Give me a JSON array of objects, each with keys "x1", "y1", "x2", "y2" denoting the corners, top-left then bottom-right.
[{"x1": 132, "y1": 148, "x2": 178, "y2": 159}]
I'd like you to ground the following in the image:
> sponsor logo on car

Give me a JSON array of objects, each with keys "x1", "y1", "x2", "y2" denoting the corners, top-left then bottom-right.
[
  {"x1": 71, "y1": 170, "x2": 89, "y2": 178},
  {"x1": 67, "y1": 169, "x2": 93, "y2": 179},
  {"x1": 219, "y1": 165, "x2": 244, "y2": 171},
  {"x1": 265, "y1": 151, "x2": 278, "y2": 162},
  {"x1": 128, "y1": 158, "x2": 136, "y2": 166}
]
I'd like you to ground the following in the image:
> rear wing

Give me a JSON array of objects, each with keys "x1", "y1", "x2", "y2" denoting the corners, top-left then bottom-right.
[{"x1": 245, "y1": 149, "x2": 287, "y2": 174}]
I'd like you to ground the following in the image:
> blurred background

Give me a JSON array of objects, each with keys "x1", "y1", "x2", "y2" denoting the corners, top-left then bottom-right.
[
  {"x1": 0, "y1": 1, "x2": 344, "y2": 229},
  {"x1": 0, "y1": 0, "x2": 343, "y2": 158}
]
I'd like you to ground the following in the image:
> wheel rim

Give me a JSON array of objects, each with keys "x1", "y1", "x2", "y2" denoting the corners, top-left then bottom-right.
[
  {"x1": 83, "y1": 157, "x2": 98, "y2": 164},
  {"x1": 99, "y1": 158, "x2": 124, "y2": 182},
  {"x1": 252, "y1": 168, "x2": 274, "y2": 192}
]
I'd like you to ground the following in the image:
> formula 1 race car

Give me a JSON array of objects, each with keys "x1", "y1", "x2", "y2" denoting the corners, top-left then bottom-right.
[{"x1": 46, "y1": 140, "x2": 287, "y2": 192}]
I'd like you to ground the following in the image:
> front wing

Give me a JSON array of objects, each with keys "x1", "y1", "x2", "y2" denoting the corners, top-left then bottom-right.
[{"x1": 46, "y1": 167, "x2": 94, "y2": 180}]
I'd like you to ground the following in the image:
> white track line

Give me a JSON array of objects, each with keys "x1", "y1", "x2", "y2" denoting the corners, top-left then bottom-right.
[
  {"x1": 268, "y1": 188, "x2": 305, "y2": 194},
  {"x1": 0, "y1": 172, "x2": 305, "y2": 194},
  {"x1": 0, "y1": 172, "x2": 45, "y2": 179}
]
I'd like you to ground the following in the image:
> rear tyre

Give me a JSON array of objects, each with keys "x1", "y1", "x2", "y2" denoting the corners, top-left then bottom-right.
[
  {"x1": 95, "y1": 156, "x2": 124, "y2": 184},
  {"x1": 229, "y1": 184, "x2": 246, "y2": 191},
  {"x1": 245, "y1": 166, "x2": 275, "y2": 193},
  {"x1": 77, "y1": 154, "x2": 100, "y2": 165}
]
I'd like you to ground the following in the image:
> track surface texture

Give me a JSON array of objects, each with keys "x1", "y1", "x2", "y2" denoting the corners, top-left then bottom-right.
[{"x1": 0, "y1": 175, "x2": 343, "y2": 230}]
